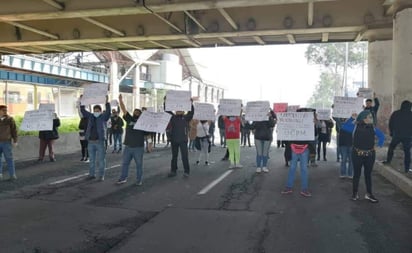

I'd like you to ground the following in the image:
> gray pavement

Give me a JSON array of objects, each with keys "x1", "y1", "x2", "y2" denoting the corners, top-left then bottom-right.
[{"x1": 0, "y1": 144, "x2": 411, "y2": 253}]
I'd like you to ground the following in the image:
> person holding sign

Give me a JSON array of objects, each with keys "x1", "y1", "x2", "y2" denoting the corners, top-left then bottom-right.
[
  {"x1": 0, "y1": 105, "x2": 18, "y2": 181},
  {"x1": 110, "y1": 109, "x2": 124, "y2": 153},
  {"x1": 80, "y1": 96, "x2": 111, "y2": 181},
  {"x1": 363, "y1": 94, "x2": 380, "y2": 126},
  {"x1": 341, "y1": 111, "x2": 385, "y2": 203},
  {"x1": 315, "y1": 119, "x2": 334, "y2": 161},
  {"x1": 195, "y1": 120, "x2": 211, "y2": 165},
  {"x1": 38, "y1": 113, "x2": 60, "y2": 162},
  {"x1": 249, "y1": 110, "x2": 276, "y2": 173},
  {"x1": 116, "y1": 94, "x2": 150, "y2": 186},
  {"x1": 224, "y1": 115, "x2": 242, "y2": 169},
  {"x1": 165, "y1": 97, "x2": 194, "y2": 178}
]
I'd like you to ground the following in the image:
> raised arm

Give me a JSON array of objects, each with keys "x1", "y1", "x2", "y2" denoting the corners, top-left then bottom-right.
[
  {"x1": 118, "y1": 94, "x2": 128, "y2": 115},
  {"x1": 102, "y1": 95, "x2": 111, "y2": 121},
  {"x1": 340, "y1": 116, "x2": 356, "y2": 133}
]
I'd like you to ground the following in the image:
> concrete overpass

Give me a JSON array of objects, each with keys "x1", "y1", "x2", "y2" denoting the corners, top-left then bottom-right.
[{"x1": 0, "y1": 0, "x2": 411, "y2": 129}]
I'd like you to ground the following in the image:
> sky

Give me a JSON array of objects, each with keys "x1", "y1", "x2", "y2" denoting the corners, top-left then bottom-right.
[{"x1": 188, "y1": 44, "x2": 322, "y2": 107}]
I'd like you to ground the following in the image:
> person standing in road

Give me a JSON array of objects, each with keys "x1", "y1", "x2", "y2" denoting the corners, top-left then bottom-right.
[
  {"x1": 218, "y1": 114, "x2": 226, "y2": 147},
  {"x1": 341, "y1": 111, "x2": 385, "y2": 203},
  {"x1": 338, "y1": 118, "x2": 353, "y2": 179},
  {"x1": 383, "y1": 100, "x2": 412, "y2": 173},
  {"x1": 195, "y1": 120, "x2": 211, "y2": 166},
  {"x1": 165, "y1": 98, "x2": 194, "y2": 178},
  {"x1": 80, "y1": 96, "x2": 111, "y2": 181},
  {"x1": 250, "y1": 109, "x2": 276, "y2": 173},
  {"x1": 363, "y1": 94, "x2": 380, "y2": 126},
  {"x1": 111, "y1": 109, "x2": 124, "y2": 153},
  {"x1": 38, "y1": 113, "x2": 60, "y2": 162},
  {"x1": 78, "y1": 115, "x2": 89, "y2": 162},
  {"x1": 316, "y1": 119, "x2": 334, "y2": 161},
  {"x1": 116, "y1": 94, "x2": 149, "y2": 186},
  {"x1": 0, "y1": 105, "x2": 18, "y2": 181},
  {"x1": 224, "y1": 115, "x2": 242, "y2": 169}
]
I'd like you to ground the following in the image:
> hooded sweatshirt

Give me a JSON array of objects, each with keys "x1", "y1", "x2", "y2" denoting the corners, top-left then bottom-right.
[{"x1": 388, "y1": 100, "x2": 412, "y2": 138}]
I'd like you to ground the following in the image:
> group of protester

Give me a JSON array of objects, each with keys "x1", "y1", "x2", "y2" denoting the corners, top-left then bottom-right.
[{"x1": 1, "y1": 92, "x2": 411, "y2": 205}]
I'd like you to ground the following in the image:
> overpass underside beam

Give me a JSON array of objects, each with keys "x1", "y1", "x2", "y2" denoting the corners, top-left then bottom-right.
[{"x1": 0, "y1": 0, "x2": 399, "y2": 54}]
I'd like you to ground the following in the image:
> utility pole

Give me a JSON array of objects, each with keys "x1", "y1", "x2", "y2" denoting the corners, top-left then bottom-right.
[{"x1": 343, "y1": 42, "x2": 349, "y2": 96}]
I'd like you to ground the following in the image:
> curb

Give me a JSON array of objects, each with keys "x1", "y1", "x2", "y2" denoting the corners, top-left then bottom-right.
[{"x1": 375, "y1": 162, "x2": 412, "y2": 198}]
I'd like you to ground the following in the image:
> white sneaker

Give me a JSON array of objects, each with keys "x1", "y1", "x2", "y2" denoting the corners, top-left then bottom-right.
[
  {"x1": 229, "y1": 163, "x2": 235, "y2": 169},
  {"x1": 256, "y1": 167, "x2": 262, "y2": 173},
  {"x1": 262, "y1": 167, "x2": 269, "y2": 173},
  {"x1": 236, "y1": 164, "x2": 243, "y2": 168}
]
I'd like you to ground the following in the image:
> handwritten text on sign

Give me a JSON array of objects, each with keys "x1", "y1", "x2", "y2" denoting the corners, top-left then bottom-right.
[
  {"x1": 165, "y1": 90, "x2": 191, "y2": 111},
  {"x1": 287, "y1": 105, "x2": 300, "y2": 112},
  {"x1": 218, "y1": 99, "x2": 242, "y2": 116},
  {"x1": 332, "y1": 96, "x2": 364, "y2": 118},
  {"x1": 357, "y1": 88, "x2": 373, "y2": 99},
  {"x1": 316, "y1": 108, "x2": 332, "y2": 120},
  {"x1": 273, "y1": 103, "x2": 288, "y2": 113},
  {"x1": 81, "y1": 83, "x2": 108, "y2": 106},
  {"x1": 194, "y1": 103, "x2": 215, "y2": 120},
  {"x1": 277, "y1": 112, "x2": 314, "y2": 141},
  {"x1": 20, "y1": 110, "x2": 53, "y2": 131},
  {"x1": 245, "y1": 101, "x2": 270, "y2": 121},
  {"x1": 133, "y1": 111, "x2": 172, "y2": 133}
]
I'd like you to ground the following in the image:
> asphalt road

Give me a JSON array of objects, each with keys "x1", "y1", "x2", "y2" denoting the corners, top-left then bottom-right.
[{"x1": 0, "y1": 144, "x2": 411, "y2": 253}]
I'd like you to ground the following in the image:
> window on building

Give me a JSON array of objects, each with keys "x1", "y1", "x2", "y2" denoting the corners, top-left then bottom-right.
[{"x1": 27, "y1": 91, "x2": 33, "y2": 104}]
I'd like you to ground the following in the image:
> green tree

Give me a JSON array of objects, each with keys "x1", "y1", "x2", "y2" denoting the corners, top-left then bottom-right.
[{"x1": 305, "y1": 42, "x2": 367, "y2": 108}]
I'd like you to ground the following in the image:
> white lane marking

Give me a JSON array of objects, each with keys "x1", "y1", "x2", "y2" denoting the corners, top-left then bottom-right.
[
  {"x1": 197, "y1": 170, "x2": 233, "y2": 195},
  {"x1": 49, "y1": 164, "x2": 121, "y2": 185}
]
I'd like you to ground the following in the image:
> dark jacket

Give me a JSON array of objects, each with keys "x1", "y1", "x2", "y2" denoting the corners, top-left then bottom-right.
[
  {"x1": 0, "y1": 115, "x2": 18, "y2": 142},
  {"x1": 167, "y1": 104, "x2": 194, "y2": 143},
  {"x1": 81, "y1": 103, "x2": 111, "y2": 142},
  {"x1": 251, "y1": 116, "x2": 276, "y2": 141},
  {"x1": 316, "y1": 120, "x2": 334, "y2": 142},
  {"x1": 341, "y1": 117, "x2": 385, "y2": 149},
  {"x1": 218, "y1": 115, "x2": 225, "y2": 130},
  {"x1": 388, "y1": 100, "x2": 412, "y2": 138},
  {"x1": 79, "y1": 117, "x2": 88, "y2": 139},
  {"x1": 39, "y1": 118, "x2": 60, "y2": 140},
  {"x1": 364, "y1": 97, "x2": 380, "y2": 125},
  {"x1": 110, "y1": 115, "x2": 124, "y2": 134}
]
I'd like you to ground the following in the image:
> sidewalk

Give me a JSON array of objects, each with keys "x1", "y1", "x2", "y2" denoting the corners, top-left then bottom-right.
[{"x1": 375, "y1": 147, "x2": 412, "y2": 198}]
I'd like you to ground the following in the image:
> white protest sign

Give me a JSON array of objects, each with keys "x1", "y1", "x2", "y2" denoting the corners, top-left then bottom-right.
[
  {"x1": 245, "y1": 101, "x2": 270, "y2": 121},
  {"x1": 165, "y1": 90, "x2": 191, "y2": 111},
  {"x1": 218, "y1": 99, "x2": 242, "y2": 116},
  {"x1": 39, "y1": 103, "x2": 55, "y2": 112},
  {"x1": 357, "y1": 88, "x2": 373, "y2": 99},
  {"x1": 133, "y1": 111, "x2": 172, "y2": 133},
  {"x1": 287, "y1": 105, "x2": 300, "y2": 112},
  {"x1": 194, "y1": 103, "x2": 215, "y2": 120},
  {"x1": 316, "y1": 108, "x2": 332, "y2": 120},
  {"x1": 20, "y1": 110, "x2": 53, "y2": 131},
  {"x1": 81, "y1": 83, "x2": 108, "y2": 105},
  {"x1": 332, "y1": 96, "x2": 364, "y2": 118},
  {"x1": 277, "y1": 112, "x2": 315, "y2": 141}
]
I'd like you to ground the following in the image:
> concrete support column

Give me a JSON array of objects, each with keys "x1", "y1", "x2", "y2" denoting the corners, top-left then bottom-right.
[
  {"x1": 133, "y1": 66, "x2": 141, "y2": 109},
  {"x1": 368, "y1": 40, "x2": 393, "y2": 134},
  {"x1": 109, "y1": 61, "x2": 119, "y2": 102},
  {"x1": 393, "y1": 8, "x2": 412, "y2": 110}
]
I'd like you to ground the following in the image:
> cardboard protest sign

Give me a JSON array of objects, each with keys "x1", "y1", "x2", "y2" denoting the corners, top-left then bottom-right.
[
  {"x1": 332, "y1": 96, "x2": 364, "y2": 118},
  {"x1": 217, "y1": 99, "x2": 242, "y2": 116},
  {"x1": 165, "y1": 90, "x2": 191, "y2": 111},
  {"x1": 39, "y1": 103, "x2": 55, "y2": 112},
  {"x1": 273, "y1": 103, "x2": 288, "y2": 113},
  {"x1": 287, "y1": 105, "x2": 300, "y2": 112},
  {"x1": 245, "y1": 101, "x2": 270, "y2": 121},
  {"x1": 81, "y1": 83, "x2": 108, "y2": 105},
  {"x1": 133, "y1": 111, "x2": 172, "y2": 133},
  {"x1": 20, "y1": 110, "x2": 53, "y2": 131},
  {"x1": 194, "y1": 103, "x2": 215, "y2": 121},
  {"x1": 316, "y1": 108, "x2": 332, "y2": 120},
  {"x1": 357, "y1": 88, "x2": 373, "y2": 99},
  {"x1": 276, "y1": 112, "x2": 315, "y2": 141}
]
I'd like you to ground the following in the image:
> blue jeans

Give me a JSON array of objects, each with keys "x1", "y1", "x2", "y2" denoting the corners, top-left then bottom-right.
[
  {"x1": 88, "y1": 140, "x2": 106, "y2": 177},
  {"x1": 0, "y1": 141, "x2": 16, "y2": 176},
  {"x1": 255, "y1": 139, "x2": 271, "y2": 167},
  {"x1": 113, "y1": 133, "x2": 123, "y2": 151},
  {"x1": 119, "y1": 146, "x2": 144, "y2": 182},
  {"x1": 286, "y1": 148, "x2": 309, "y2": 190},
  {"x1": 340, "y1": 146, "x2": 353, "y2": 177}
]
